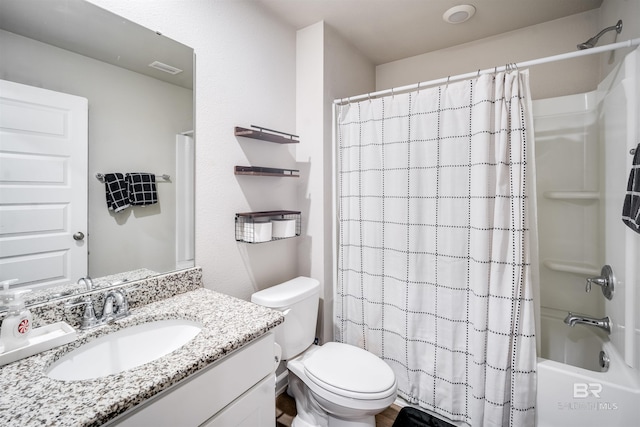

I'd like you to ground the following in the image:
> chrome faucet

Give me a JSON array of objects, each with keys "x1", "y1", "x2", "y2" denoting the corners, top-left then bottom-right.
[
  {"x1": 564, "y1": 312, "x2": 611, "y2": 334},
  {"x1": 100, "y1": 289, "x2": 130, "y2": 323},
  {"x1": 66, "y1": 287, "x2": 131, "y2": 330},
  {"x1": 77, "y1": 276, "x2": 94, "y2": 291}
]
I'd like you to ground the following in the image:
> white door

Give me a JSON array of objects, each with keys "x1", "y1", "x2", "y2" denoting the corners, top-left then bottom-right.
[{"x1": 0, "y1": 79, "x2": 88, "y2": 290}]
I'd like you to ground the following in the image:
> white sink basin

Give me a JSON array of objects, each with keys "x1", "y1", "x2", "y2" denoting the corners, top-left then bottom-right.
[{"x1": 46, "y1": 319, "x2": 202, "y2": 381}]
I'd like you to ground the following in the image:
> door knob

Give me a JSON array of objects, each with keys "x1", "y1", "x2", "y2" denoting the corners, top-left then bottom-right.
[{"x1": 73, "y1": 231, "x2": 85, "y2": 241}]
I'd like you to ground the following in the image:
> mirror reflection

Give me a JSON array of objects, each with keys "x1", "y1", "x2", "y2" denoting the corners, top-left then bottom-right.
[{"x1": 0, "y1": 0, "x2": 195, "y2": 306}]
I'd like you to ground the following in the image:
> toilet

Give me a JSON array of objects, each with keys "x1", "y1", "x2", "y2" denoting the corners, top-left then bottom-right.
[{"x1": 251, "y1": 276, "x2": 397, "y2": 427}]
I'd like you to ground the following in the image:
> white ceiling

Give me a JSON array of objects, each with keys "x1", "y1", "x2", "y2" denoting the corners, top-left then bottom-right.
[{"x1": 257, "y1": 0, "x2": 603, "y2": 65}]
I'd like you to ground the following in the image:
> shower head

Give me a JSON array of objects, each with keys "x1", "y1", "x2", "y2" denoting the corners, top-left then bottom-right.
[{"x1": 577, "y1": 20, "x2": 623, "y2": 50}]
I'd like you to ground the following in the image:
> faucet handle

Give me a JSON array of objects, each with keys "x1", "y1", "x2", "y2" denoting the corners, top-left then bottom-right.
[
  {"x1": 585, "y1": 265, "x2": 615, "y2": 300},
  {"x1": 66, "y1": 296, "x2": 100, "y2": 329},
  {"x1": 102, "y1": 289, "x2": 130, "y2": 320},
  {"x1": 585, "y1": 277, "x2": 606, "y2": 292}
]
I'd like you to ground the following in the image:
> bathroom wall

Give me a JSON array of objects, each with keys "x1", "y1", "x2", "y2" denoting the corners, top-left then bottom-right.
[
  {"x1": 91, "y1": 0, "x2": 375, "y2": 341},
  {"x1": 599, "y1": 0, "x2": 640, "y2": 77},
  {"x1": 375, "y1": 0, "x2": 640, "y2": 98},
  {"x1": 89, "y1": 1, "x2": 640, "y2": 347},
  {"x1": 375, "y1": 0, "x2": 640, "y2": 361},
  {"x1": 296, "y1": 21, "x2": 375, "y2": 342},
  {"x1": 376, "y1": 10, "x2": 601, "y2": 100},
  {"x1": 89, "y1": 0, "x2": 300, "y2": 299},
  {"x1": 0, "y1": 28, "x2": 192, "y2": 277}
]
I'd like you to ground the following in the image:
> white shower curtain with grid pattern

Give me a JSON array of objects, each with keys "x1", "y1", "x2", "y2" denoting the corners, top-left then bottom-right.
[{"x1": 335, "y1": 70, "x2": 537, "y2": 426}]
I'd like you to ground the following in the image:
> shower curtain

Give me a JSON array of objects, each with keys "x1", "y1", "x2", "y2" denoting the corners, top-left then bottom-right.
[{"x1": 335, "y1": 70, "x2": 537, "y2": 426}]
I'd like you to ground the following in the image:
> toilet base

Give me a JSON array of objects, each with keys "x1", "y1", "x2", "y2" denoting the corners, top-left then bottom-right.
[
  {"x1": 288, "y1": 373, "x2": 329, "y2": 427},
  {"x1": 287, "y1": 372, "x2": 378, "y2": 427}
]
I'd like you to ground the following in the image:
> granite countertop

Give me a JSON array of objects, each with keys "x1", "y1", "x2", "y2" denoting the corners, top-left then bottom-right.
[{"x1": 0, "y1": 288, "x2": 284, "y2": 427}]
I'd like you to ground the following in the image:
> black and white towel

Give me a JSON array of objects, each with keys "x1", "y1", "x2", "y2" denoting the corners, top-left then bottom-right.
[
  {"x1": 103, "y1": 173, "x2": 130, "y2": 212},
  {"x1": 622, "y1": 144, "x2": 640, "y2": 233},
  {"x1": 126, "y1": 173, "x2": 158, "y2": 206}
]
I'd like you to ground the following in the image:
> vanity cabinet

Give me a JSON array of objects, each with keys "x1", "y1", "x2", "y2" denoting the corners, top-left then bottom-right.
[{"x1": 110, "y1": 332, "x2": 275, "y2": 427}]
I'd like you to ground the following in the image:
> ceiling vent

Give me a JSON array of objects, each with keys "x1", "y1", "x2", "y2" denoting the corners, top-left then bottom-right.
[{"x1": 148, "y1": 61, "x2": 183, "y2": 75}]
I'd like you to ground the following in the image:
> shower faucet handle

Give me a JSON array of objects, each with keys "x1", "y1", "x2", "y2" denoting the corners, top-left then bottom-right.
[
  {"x1": 585, "y1": 265, "x2": 615, "y2": 300},
  {"x1": 585, "y1": 277, "x2": 606, "y2": 292}
]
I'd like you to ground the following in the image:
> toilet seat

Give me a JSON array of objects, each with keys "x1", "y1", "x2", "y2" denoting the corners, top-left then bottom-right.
[{"x1": 303, "y1": 342, "x2": 396, "y2": 400}]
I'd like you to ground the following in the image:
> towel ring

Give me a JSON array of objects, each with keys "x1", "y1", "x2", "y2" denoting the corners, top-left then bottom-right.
[{"x1": 631, "y1": 148, "x2": 637, "y2": 155}]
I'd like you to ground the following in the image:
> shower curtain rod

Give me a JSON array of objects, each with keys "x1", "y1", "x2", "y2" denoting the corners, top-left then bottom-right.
[{"x1": 334, "y1": 37, "x2": 640, "y2": 105}]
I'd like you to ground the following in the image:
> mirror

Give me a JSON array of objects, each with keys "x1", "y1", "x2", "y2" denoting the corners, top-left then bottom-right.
[{"x1": 0, "y1": 0, "x2": 195, "y2": 306}]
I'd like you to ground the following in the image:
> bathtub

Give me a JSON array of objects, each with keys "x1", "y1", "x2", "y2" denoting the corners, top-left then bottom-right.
[{"x1": 536, "y1": 308, "x2": 640, "y2": 426}]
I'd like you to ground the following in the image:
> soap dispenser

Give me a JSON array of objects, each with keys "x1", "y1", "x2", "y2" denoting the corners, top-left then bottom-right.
[{"x1": 0, "y1": 279, "x2": 33, "y2": 353}]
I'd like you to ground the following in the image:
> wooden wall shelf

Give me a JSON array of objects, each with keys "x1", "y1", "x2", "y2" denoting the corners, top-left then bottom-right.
[
  {"x1": 235, "y1": 126, "x2": 299, "y2": 144},
  {"x1": 234, "y1": 166, "x2": 299, "y2": 177}
]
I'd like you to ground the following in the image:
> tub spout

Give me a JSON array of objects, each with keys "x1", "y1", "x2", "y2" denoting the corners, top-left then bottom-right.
[{"x1": 564, "y1": 312, "x2": 611, "y2": 334}]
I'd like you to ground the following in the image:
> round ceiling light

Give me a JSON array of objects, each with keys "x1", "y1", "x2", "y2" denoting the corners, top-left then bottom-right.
[{"x1": 443, "y1": 4, "x2": 476, "y2": 24}]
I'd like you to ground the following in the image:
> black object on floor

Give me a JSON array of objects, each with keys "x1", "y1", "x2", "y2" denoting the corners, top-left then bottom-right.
[{"x1": 391, "y1": 407, "x2": 456, "y2": 427}]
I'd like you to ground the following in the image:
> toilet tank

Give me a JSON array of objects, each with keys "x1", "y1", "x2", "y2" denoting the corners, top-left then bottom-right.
[{"x1": 251, "y1": 276, "x2": 320, "y2": 360}]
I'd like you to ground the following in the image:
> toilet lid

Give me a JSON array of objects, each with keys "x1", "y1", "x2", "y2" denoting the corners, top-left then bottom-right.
[{"x1": 304, "y1": 342, "x2": 395, "y2": 394}]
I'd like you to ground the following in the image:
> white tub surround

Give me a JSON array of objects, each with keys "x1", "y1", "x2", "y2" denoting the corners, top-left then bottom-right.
[
  {"x1": 0, "y1": 286, "x2": 283, "y2": 426},
  {"x1": 532, "y1": 47, "x2": 640, "y2": 426},
  {"x1": 536, "y1": 308, "x2": 640, "y2": 427}
]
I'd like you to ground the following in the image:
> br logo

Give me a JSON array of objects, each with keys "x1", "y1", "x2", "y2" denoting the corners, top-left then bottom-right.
[{"x1": 573, "y1": 383, "x2": 602, "y2": 398}]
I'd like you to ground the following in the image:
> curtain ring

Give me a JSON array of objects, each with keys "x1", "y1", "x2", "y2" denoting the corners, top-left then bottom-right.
[
  {"x1": 417, "y1": 82, "x2": 421, "y2": 93},
  {"x1": 446, "y1": 75, "x2": 450, "y2": 87},
  {"x1": 476, "y1": 69, "x2": 481, "y2": 78},
  {"x1": 391, "y1": 87, "x2": 395, "y2": 98},
  {"x1": 368, "y1": 93, "x2": 372, "y2": 102}
]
